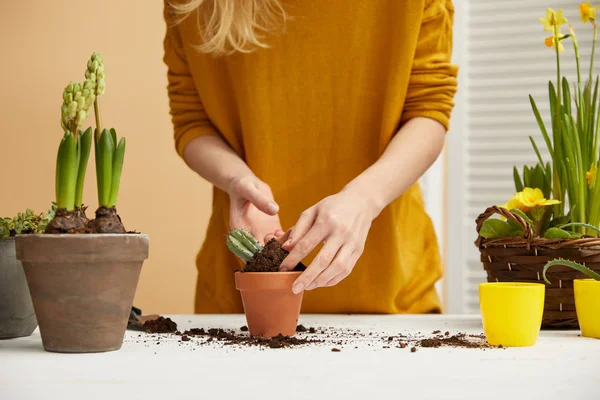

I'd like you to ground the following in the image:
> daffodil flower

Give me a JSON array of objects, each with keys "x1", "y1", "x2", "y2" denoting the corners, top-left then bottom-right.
[
  {"x1": 545, "y1": 34, "x2": 566, "y2": 52},
  {"x1": 579, "y1": 2, "x2": 599, "y2": 23},
  {"x1": 540, "y1": 8, "x2": 568, "y2": 31},
  {"x1": 517, "y1": 187, "x2": 561, "y2": 208}
]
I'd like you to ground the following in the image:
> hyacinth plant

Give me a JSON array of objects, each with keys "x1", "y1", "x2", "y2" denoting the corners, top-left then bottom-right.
[
  {"x1": 226, "y1": 229, "x2": 263, "y2": 262},
  {"x1": 481, "y1": 3, "x2": 600, "y2": 240},
  {"x1": 86, "y1": 52, "x2": 128, "y2": 233}
]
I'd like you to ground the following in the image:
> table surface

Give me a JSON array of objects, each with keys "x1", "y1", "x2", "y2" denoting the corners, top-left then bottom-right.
[{"x1": 1, "y1": 314, "x2": 598, "y2": 400}]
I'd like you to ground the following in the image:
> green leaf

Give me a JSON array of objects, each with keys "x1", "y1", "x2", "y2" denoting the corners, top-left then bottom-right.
[
  {"x1": 480, "y1": 219, "x2": 522, "y2": 239},
  {"x1": 509, "y1": 208, "x2": 534, "y2": 227},
  {"x1": 543, "y1": 228, "x2": 580, "y2": 239},
  {"x1": 110, "y1": 128, "x2": 117, "y2": 151},
  {"x1": 57, "y1": 132, "x2": 77, "y2": 210},
  {"x1": 543, "y1": 259, "x2": 600, "y2": 284},
  {"x1": 97, "y1": 129, "x2": 115, "y2": 207},
  {"x1": 75, "y1": 127, "x2": 93, "y2": 208},
  {"x1": 108, "y1": 137, "x2": 126, "y2": 207},
  {"x1": 529, "y1": 136, "x2": 545, "y2": 167},
  {"x1": 558, "y1": 222, "x2": 600, "y2": 236},
  {"x1": 513, "y1": 166, "x2": 524, "y2": 192},
  {"x1": 530, "y1": 94, "x2": 554, "y2": 156}
]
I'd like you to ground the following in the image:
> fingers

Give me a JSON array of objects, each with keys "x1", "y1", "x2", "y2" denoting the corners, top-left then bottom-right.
[
  {"x1": 305, "y1": 245, "x2": 354, "y2": 290},
  {"x1": 275, "y1": 228, "x2": 291, "y2": 244},
  {"x1": 233, "y1": 178, "x2": 279, "y2": 215},
  {"x1": 291, "y1": 237, "x2": 343, "y2": 294},
  {"x1": 279, "y1": 215, "x2": 322, "y2": 272},
  {"x1": 282, "y1": 208, "x2": 317, "y2": 251},
  {"x1": 323, "y1": 249, "x2": 360, "y2": 287},
  {"x1": 264, "y1": 229, "x2": 285, "y2": 243}
]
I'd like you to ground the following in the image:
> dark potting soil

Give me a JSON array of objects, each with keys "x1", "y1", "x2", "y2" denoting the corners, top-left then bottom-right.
[
  {"x1": 143, "y1": 317, "x2": 178, "y2": 334},
  {"x1": 418, "y1": 333, "x2": 491, "y2": 349},
  {"x1": 242, "y1": 239, "x2": 307, "y2": 272},
  {"x1": 181, "y1": 327, "x2": 321, "y2": 349}
]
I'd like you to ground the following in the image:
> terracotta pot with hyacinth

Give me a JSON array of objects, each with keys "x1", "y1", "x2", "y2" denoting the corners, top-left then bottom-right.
[{"x1": 475, "y1": 3, "x2": 600, "y2": 329}]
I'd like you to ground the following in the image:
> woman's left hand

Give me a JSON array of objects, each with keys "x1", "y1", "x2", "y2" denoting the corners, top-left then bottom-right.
[{"x1": 279, "y1": 189, "x2": 382, "y2": 294}]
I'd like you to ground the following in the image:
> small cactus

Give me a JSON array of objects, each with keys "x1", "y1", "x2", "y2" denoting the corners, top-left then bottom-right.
[{"x1": 226, "y1": 229, "x2": 263, "y2": 262}]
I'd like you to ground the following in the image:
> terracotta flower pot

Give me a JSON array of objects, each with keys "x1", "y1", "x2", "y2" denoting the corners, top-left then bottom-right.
[
  {"x1": 0, "y1": 238, "x2": 37, "y2": 339},
  {"x1": 15, "y1": 234, "x2": 149, "y2": 353},
  {"x1": 235, "y1": 271, "x2": 303, "y2": 338}
]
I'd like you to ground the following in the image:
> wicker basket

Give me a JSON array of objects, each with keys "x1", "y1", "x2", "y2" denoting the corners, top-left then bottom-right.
[{"x1": 475, "y1": 206, "x2": 600, "y2": 329}]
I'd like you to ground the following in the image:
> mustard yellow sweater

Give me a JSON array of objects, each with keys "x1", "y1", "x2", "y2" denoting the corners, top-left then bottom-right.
[{"x1": 164, "y1": 0, "x2": 458, "y2": 313}]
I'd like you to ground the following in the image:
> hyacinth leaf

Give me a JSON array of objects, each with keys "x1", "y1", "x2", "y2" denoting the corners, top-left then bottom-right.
[
  {"x1": 97, "y1": 129, "x2": 114, "y2": 207},
  {"x1": 542, "y1": 259, "x2": 600, "y2": 284},
  {"x1": 108, "y1": 137, "x2": 126, "y2": 207},
  {"x1": 110, "y1": 128, "x2": 117, "y2": 151},
  {"x1": 226, "y1": 234, "x2": 254, "y2": 262},
  {"x1": 56, "y1": 132, "x2": 78, "y2": 211},
  {"x1": 74, "y1": 127, "x2": 93, "y2": 208},
  {"x1": 513, "y1": 166, "x2": 524, "y2": 192}
]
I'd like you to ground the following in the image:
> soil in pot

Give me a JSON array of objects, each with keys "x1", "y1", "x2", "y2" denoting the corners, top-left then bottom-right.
[
  {"x1": 242, "y1": 239, "x2": 305, "y2": 272},
  {"x1": 44, "y1": 207, "x2": 89, "y2": 234},
  {"x1": 86, "y1": 206, "x2": 126, "y2": 233}
]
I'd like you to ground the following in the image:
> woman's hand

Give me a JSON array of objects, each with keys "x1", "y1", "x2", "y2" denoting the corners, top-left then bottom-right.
[
  {"x1": 279, "y1": 189, "x2": 382, "y2": 294},
  {"x1": 228, "y1": 175, "x2": 284, "y2": 244}
]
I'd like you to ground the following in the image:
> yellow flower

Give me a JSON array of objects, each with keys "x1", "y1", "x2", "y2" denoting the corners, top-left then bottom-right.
[
  {"x1": 579, "y1": 2, "x2": 599, "y2": 23},
  {"x1": 500, "y1": 194, "x2": 529, "y2": 212},
  {"x1": 587, "y1": 165, "x2": 598, "y2": 188},
  {"x1": 517, "y1": 188, "x2": 561, "y2": 208},
  {"x1": 545, "y1": 34, "x2": 566, "y2": 52},
  {"x1": 540, "y1": 8, "x2": 568, "y2": 31}
]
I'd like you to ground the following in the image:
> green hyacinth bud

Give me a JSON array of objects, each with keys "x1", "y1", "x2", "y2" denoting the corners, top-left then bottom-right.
[
  {"x1": 67, "y1": 101, "x2": 77, "y2": 118},
  {"x1": 75, "y1": 109, "x2": 87, "y2": 126},
  {"x1": 86, "y1": 52, "x2": 105, "y2": 96}
]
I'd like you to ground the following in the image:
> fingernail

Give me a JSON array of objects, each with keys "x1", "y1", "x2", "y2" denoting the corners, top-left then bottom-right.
[
  {"x1": 284, "y1": 239, "x2": 292, "y2": 247},
  {"x1": 267, "y1": 202, "x2": 279, "y2": 214},
  {"x1": 292, "y1": 283, "x2": 304, "y2": 294}
]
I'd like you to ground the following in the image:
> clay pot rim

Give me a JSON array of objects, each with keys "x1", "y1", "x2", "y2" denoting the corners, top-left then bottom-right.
[
  {"x1": 235, "y1": 271, "x2": 302, "y2": 292},
  {"x1": 14, "y1": 233, "x2": 148, "y2": 238},
  {"x1": 234, "y1": 271, "x2": 302, "y2": 276}
]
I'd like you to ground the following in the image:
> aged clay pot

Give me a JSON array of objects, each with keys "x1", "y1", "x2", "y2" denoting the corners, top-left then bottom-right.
[
  {"x1": 15, "y1": 234, "x2": 149, "y2": 353},
  {"x1": 235, "y1": 271, "x2": 304, "y2": 338},
  {"x1": 0, "y1": 238, "x2": 37, "y2": 339}
]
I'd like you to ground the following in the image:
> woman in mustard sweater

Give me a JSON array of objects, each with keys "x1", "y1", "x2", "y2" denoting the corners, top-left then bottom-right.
[{"x1": 163, "y1": 0, "x2": 458, "y2": 314}]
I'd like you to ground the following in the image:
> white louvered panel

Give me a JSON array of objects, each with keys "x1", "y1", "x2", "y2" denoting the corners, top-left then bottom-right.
[{"x1": 459, "y1": 0, "x2": 598, "y2": 314}]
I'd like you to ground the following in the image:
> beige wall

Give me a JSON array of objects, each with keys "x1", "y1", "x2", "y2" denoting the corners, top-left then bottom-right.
[{"x1": 0, "y1": 0, "x2": 210, "y2": 313}]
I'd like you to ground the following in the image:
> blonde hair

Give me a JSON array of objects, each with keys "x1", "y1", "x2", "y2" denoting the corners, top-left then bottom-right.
[{"x1": 168, "y1": 0, "x2": 286, "y2": 55}]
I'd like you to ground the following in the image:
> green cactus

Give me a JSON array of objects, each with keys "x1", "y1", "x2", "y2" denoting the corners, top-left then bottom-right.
[{"x1": 226, "y1": 229, "x2": 263, "y2": 262}]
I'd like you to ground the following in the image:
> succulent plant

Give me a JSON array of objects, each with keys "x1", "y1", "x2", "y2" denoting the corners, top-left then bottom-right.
[
  {"x1": 0, "y1": 207, "x2": 55, "y2": 239},
  {"x1": 226, "y1": 229, "x2": 263, "y2": 262}
]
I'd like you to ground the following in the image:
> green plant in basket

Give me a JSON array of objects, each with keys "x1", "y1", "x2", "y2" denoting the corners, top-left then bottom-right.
[
  {"x1": 0, "y1": 207, "x2": 56, "y2": 239},
  {"x1": 481, "y1": 3, "x2": 600, "y2": 240}
]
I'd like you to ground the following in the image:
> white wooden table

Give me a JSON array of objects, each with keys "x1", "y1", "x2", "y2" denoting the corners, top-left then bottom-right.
[{"x1": 1, "y1": 315, "x2": 598, "y2": 400}]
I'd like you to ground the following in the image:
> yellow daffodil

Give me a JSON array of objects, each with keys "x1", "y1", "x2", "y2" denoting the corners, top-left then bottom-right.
[
  {"x1": 545, "y1": 34, "x2": 566, "y2": 52},
  {"x1": 540, "y1": 8, "x2": 568, "y2": 31},
  {"x1": 579, "y1": 2, "x2": 599, "y2": 23},
  {"x1": 517, "y1": 188, "x2": 561, "y2": 208},
  {"x1": 500, "y1": 194, "x2": 529, "y2": 212},
  {"x1": 587, "y1": 165, "x2": 598, "y2": 188}
]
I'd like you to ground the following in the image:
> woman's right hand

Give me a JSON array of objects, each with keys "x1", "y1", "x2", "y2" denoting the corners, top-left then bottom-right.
[{"x1": 227, "y1": 175, "x2": 283, "y2": 244}]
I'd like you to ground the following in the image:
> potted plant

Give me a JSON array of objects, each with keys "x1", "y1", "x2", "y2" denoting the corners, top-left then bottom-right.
[
  {"x1": 227, "y1": 229, "x2": 305, "y2": 337},
  {"x1": 15, "y1": 52, "x2": 149, "y2": 353},
  {"x1": 543, "y1": 260, "x2": 600, "y2": 338},
  {"x1": 0, "y1": 209, "x2": 52, "y2": 339},
  {"x1": 475, "y1": 4, "x2": 600, "y2": 329}
]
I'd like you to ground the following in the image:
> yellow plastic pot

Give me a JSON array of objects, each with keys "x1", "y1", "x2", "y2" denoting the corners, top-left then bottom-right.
[
  {"x1": 574, "y1": 279, "x2": 600, "y2": 339},
  {"x1": 479, "y1": 282, "x2": 545, "y2": 347}
]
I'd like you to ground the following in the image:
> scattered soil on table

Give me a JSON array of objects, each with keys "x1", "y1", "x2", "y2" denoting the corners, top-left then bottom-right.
[
  {"x1": 419, "y1": 332, "x2": 492, "y2": 349},
  {"x1": 45, "y1": 207, "x2": 90, "y2": 233},
  {"x1": 411, "y1": 347, "x2": 417, "y2": 353},
  {"x1": 240, "y1": 326, "x2": 249, "y2": 332},
  {"x1": 331, "y1": 348, "x2": 341, "y2": 352},
  {"x1": 242, "y1": 239, "x2": 307, "y2": 272},
  {"x1": 296, "y1": 325, "x2": 307, "y2": 332},
  {"x1": 87, "y1": 206, "x2": 126, "y2": 233},
  {"x1": 180, "y1": 327, "x2": 321, "y2": 349},
  {"x1": 143, "y1": 317, "x2": 178, "y2": 334}
]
